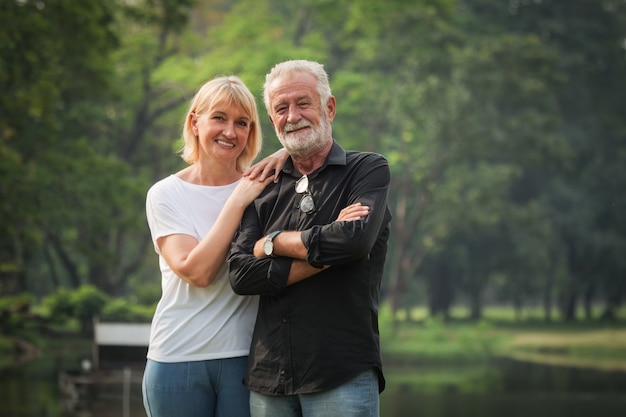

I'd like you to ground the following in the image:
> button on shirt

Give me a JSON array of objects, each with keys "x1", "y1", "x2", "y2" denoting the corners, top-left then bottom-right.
[{"x1": 228, "y1": 141, "x2": 392, "y2": 396}]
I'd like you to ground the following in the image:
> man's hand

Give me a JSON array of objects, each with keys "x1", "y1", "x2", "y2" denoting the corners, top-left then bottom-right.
[{"x1": 335, "y1": 202, "x2": 369, "y2": 221}]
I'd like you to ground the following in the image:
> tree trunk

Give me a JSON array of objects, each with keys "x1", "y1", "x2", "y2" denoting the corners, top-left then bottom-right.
[
  {"x1": 427, "y1": 260, "x2": 454, "y2": 320},
  {"x1": 468, "y1": 274, "x2": 483, "y2": 321},
  {"x1": 583, "y1": 282, "x2": 594, "y2": 320},
  {"x1": 47, "y1": 233, "x2": 81, "y2": 288},
  {"x1": 560, "y1": 288, "x2": 578, "y2": 321},
  {"x1": 542, "y1": 276, "x2": 553, "y2": 322}
]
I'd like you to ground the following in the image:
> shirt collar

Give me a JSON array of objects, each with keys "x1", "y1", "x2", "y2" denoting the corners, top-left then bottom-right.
[{"x1": 281, "y1": 140, "x2": 346, "y2": 178}]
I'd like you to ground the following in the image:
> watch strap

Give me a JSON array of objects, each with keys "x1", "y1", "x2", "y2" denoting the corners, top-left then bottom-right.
[
  {"x1": 264, "y1": 230, "x2": 283, "y2": 257},
  {"x1": 267, "y1": 230, "x2": 283, "y2": 240}
]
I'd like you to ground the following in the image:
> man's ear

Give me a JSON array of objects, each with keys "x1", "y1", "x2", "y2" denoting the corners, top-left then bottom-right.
[{"x1": 326, "y1": 96, "x2": 337, "y2": 122}]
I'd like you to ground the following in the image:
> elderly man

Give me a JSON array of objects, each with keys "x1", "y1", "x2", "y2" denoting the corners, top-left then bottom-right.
[{"x1": 229, "y1": 59, "x2": 392, "y2": 417}]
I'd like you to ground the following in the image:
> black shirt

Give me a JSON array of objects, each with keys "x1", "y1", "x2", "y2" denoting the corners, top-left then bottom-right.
[{"x1": 228, "y1": 141, "x2": 392, "y2": 396}]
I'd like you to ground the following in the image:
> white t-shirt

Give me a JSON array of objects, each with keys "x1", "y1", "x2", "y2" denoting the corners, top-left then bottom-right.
[{"x1": 145, "y1": 175, "x2": 259, "y2": 363}]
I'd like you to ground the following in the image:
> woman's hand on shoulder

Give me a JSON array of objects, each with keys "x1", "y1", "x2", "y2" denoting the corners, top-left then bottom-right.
[
  {"x1": 244, "y1": 148, "x2": 289, "y2": 183},
  {"x1": 231, "y1": 175, "x2": 274, "y2": 207}
]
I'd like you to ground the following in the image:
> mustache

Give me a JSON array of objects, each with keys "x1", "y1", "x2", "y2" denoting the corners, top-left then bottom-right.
[{"x1": 284, "y1": 120, "x2": 311, "y2": 133}]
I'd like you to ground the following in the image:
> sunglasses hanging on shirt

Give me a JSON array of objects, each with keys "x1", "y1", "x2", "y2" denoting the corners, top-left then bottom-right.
[{"x1": 295, "y1": 175, "x2": 316, "y2": 214}]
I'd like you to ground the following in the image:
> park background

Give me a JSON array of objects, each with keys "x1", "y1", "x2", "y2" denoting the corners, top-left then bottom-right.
[{"x1": 1, "y1": 0, "x2": 625, "y2": 416}]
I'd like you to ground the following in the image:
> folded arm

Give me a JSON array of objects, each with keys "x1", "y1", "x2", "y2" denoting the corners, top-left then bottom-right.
[{"x1": 229, "y1": 154, "x2": 390, "y2": 295}]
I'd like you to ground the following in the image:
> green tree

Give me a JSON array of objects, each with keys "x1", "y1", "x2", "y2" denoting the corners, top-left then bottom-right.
[
  {"x1": 466, "y1": 0, "x2": 626, "y2": 320},
  {"x1": 290, "y1": 0, "x2": 570, "y2": 320},
  {"x1": 3, "y1": 0, "x2": 624, "y2": 324},
  {"x1": 1, "y1": 0, "x2": 199, "y2": 297},
  {"x1": 0, "y1": 0, "x2": 120, "y2": 294}
]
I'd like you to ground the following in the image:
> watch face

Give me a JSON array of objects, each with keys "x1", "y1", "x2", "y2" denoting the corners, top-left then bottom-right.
[{"x1": 263, "y1": 240, "x2": 273, "y2": 256}]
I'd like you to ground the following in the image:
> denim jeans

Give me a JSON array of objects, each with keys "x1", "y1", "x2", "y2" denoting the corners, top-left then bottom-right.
[
  {"x1": 142, "y1": 357, "x2": 250, "y2": 417},
  {"x1": 249, "y1": 368, "x2": 379, "y2": 417}
]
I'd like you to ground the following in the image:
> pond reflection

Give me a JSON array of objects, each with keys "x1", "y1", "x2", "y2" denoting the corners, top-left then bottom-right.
[
  {"x1": 383, "y1": 391, "x2": 626, "y2": 417},
  {"x1": 380, "y1": 358, "x2": 626, "y2": 417},
  {"x1": 0, "y1": 355, "x2": 145, "y2": 417},
  {"x1": 1, "y1": 356, "x2": 626, "y2": 416}
]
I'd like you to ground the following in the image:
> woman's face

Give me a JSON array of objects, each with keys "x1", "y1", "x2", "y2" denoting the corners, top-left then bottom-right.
[{"x1": 191, "y1": 103, "x2": 251, "y2": 164}]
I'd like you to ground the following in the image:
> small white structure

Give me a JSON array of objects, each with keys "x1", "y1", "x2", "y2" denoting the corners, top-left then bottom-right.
[
  {"x1": 92, "y1": 317, "x2": 151, "y2": 370},
  {"x1": 60, "y1": 318, "x2": 151, "y2": 416},
  {"x1": 94, "y1": 321, "x2": 151, "y2": 347}
]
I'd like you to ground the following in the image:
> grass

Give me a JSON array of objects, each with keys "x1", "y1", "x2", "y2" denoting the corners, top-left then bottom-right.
[
  {"x1": 505, "y1": 328, "x2": 626, "y2": 371},
  {"x1": 380, "y1": 304, "x2": 626, "y2": 371},
  {"x1": 3, "y1": 303, "x2": 626, "y2": 373}
]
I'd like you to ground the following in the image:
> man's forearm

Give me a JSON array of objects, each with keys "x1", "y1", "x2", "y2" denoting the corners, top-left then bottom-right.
[
  {"x1": 254, "y1": 230, "x2": 307, "y2": 260},
  {"x1": 272, "y1": 231, "x2": 307, "y2": 260},
  {"x1": 252, "y1": 231, "x2": 326, "y2": 286},
  {"x1": 286, "y1": 259, "x2": 328, "y2": 286}
]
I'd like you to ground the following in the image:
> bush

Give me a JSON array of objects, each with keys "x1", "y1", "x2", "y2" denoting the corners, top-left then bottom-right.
[
  {"x1": 41, "y1": 289, "x2": 74, "y2": 324},
  {"x1": 101, "y1": 298, "x2": 153, "y2": 322},
  {"x1": 70, "y1": 285, "x2": 110, "y2": 331},
  {"x1": 0, "y1": 293, "x2": 36, "y2": 335},
  {"x1": 41, "y1": 286, "x2": 110, "y2": 332}
]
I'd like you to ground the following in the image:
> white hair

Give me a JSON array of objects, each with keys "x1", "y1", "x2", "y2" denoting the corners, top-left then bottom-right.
[{"x1": 263, "y1": 60, "x2": 332, "y2": 112}]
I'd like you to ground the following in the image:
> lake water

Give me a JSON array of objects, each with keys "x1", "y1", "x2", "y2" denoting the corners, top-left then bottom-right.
[
  {"x1": 380, "y1": 358, "x2": 626, "y2": 417},
  {"x1": 1, "y1": 354, "x2": 625, "y2": 416}
]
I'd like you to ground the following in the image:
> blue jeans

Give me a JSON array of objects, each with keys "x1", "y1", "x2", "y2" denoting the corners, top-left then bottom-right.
[
  {"x1": 142, "y1": 357, "x2": 250, "y2": 417},
  {"x1": 249, "y1": 368, "x2": 379, "y2": 417}
]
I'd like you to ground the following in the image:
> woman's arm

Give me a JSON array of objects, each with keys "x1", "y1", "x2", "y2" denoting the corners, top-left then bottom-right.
[{"x1": 158, "y1": 176, "x2": 273, "y2": 287}]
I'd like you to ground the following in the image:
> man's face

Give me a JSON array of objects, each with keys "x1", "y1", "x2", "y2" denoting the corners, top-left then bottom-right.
[{"x1": 267, "y1": 73, "x2": 335, "y2": 157}]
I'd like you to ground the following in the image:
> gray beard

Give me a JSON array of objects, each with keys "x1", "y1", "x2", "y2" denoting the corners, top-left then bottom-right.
[{"x1": 277, "y1": 115, "x2": 332, "y2": 159}]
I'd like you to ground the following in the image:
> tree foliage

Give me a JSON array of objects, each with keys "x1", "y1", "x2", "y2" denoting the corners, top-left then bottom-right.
[
  {"x1": 1, "y1": 0, "x2": 624, "y2": 323},
  {"x1": 1, "y1": 0, "x2": 120, "y2": 293}
]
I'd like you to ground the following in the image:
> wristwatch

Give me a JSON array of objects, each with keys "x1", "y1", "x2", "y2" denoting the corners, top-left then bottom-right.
[{"x1": 263, "y1": 230, "x2": 283, "y2": 257}]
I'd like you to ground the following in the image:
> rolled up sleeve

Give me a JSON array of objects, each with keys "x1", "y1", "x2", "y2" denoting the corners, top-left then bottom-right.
[
  {"x1": 301, "y1": 156, "x2": 391, "y2": 268},
  {"x1": 228, "y1": 205, "x2": 292, "y2": 296}
]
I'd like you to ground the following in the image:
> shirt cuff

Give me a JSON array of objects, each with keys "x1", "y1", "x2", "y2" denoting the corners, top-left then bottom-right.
[
  {"x1": 267, "y1": 256, "x2": 293, "y2": 294},
  {"x1": 301, "y1": 226, "x2": 324, "y2": 269}
]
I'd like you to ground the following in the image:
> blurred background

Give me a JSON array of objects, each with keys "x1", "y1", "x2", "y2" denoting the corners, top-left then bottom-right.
[{"x1": 1, "y1": 0, "x2": 625, "y2": 416}]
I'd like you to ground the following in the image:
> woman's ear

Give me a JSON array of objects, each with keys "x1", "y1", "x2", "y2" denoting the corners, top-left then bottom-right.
[{"x1": 190, "y1": 113, "x2": 198, "y2": 134}]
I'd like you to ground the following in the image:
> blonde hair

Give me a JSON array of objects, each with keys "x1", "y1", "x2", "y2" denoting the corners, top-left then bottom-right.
[{"x1": 181, "y1": 76, "x2": 262, "y2": 172}]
